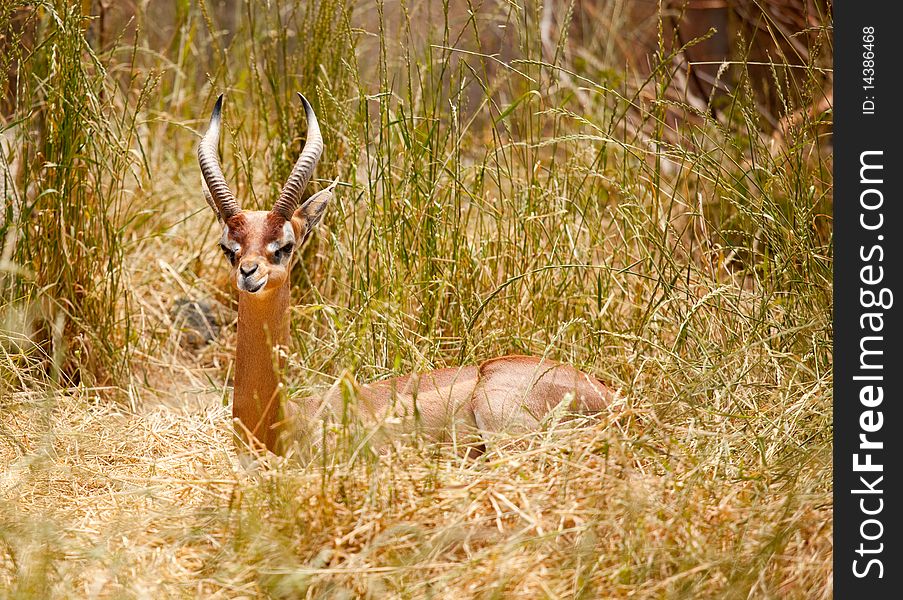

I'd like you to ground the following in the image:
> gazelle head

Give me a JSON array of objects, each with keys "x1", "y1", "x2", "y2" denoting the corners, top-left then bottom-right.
[{"x1": 198, "y1": 93, "x2": 335, "y2": 297}]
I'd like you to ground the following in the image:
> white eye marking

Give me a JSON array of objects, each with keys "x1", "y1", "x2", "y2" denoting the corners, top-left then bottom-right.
[
  {"x1": 219, "y1": 227, "x2": 241, "y2": 264},
  {"x1": 267, "y1": 222, "x2": 297, "y2": 262},
  {"x1": 267, "y1": 222, "x2": 296, "y2": 253},
  {"x1": 220, "y1": 227, "x2": 241, "y2": 253}
]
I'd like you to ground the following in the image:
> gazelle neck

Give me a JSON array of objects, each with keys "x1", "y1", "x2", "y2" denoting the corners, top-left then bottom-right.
[{"x1": 233, "y1": 281, "x2": 291, "y2": 453}]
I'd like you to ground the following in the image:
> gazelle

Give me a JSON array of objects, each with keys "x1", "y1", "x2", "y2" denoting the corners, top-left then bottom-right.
[{"x1": 198, "y1": 93, "x2": 617, "y2": 456}]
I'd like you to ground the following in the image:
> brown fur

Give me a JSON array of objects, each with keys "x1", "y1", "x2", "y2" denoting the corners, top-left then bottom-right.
[
  {"x1": 233, "y1": 282, "x2": 290, "y2": 453},
  {"x1": 311, "y1": 355, "x2": 617, "y2": 455},
  {"x1": 223, "y1": 210, "x2": 306, "y2": 453},
  {"x1": 220, "y1": 212, "x2": 618, "y2": 456}
]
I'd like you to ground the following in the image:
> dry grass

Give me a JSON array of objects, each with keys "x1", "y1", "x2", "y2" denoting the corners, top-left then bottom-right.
[
  {"x1": 2, "y1": 0, "x2": 831, "y2": 597},
  {"x1": 2, "y1": 381, "x2": 831, "y2": 598}
]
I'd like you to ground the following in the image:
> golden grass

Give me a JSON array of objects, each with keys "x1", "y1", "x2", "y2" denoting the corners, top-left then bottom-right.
[
  {"x1": 2, "y1": 378, "x2": 831, "y2": 598},
  {"x1": 1, "y1": 0, "x2": 832, "y2": 597}
]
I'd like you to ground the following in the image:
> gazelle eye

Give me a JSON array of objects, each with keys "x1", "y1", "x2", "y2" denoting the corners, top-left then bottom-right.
[
  {"x1": 219, "y1": 243, "x2": 237, "y2": 264},
  {"x1": 273, "y1": 243, "x2": 294, "y2": 263}
]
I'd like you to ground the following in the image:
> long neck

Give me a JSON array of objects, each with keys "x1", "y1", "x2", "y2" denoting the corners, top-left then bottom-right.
[{"x1": 233, "y1": 283, "x2": 291, "y2": 454}]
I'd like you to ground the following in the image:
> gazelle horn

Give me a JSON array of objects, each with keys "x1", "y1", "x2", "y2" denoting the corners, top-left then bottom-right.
[
  {"x1": 198, "y1": 94, "x2": 241, "y2": 220},
  {"x1": 271, "y1": 92, "x2": 324, "y2": 220}
]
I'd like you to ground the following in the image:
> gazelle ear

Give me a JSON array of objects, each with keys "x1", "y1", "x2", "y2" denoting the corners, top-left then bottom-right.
[{"x1": 291, "y1": 180, "x2": 337, "y2": 243}]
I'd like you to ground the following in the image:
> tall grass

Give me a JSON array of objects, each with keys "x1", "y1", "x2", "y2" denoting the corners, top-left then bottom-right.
[
  {"x1": 1, "y1": 1, "x2": 152, "y2": 385},
  {"x1": 1, "y1": 1, "x2": 831, "y2": 597}
]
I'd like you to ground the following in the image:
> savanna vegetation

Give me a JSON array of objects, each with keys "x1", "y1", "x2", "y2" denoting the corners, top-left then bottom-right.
[{"x1": 1, "y1": 0, "x2": 832, "y2": 597}]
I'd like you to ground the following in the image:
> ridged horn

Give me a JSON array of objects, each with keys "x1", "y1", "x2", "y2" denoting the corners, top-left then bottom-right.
[
  {"x1": 197, "y1": 94, "x2": 241, "y2": 220},
  {"x1": 271, "y1": 92, "x2": 324, "y2": 220}
]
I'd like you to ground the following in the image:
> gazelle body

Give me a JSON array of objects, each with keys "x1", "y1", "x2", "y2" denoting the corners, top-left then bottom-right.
[
  {"x1": 307, "y1": 357, "x2": 615, "y2": 456},
  {"x1": 198, "y1": 94, "x2": 616, "y2": 456}
]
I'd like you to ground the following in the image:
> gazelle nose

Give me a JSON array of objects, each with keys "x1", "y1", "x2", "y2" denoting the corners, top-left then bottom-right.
[{"x1": 239, "y1": 262, "x2": 258, "y2": 277}]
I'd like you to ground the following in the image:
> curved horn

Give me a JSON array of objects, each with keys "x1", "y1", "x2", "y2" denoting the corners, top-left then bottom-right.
[
  {"x1": 271, "y1": 92, "x2": 324, "y2": 220},
  {"x1": 197, "y1": 94, "x2": 241, "y2": 220}
]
